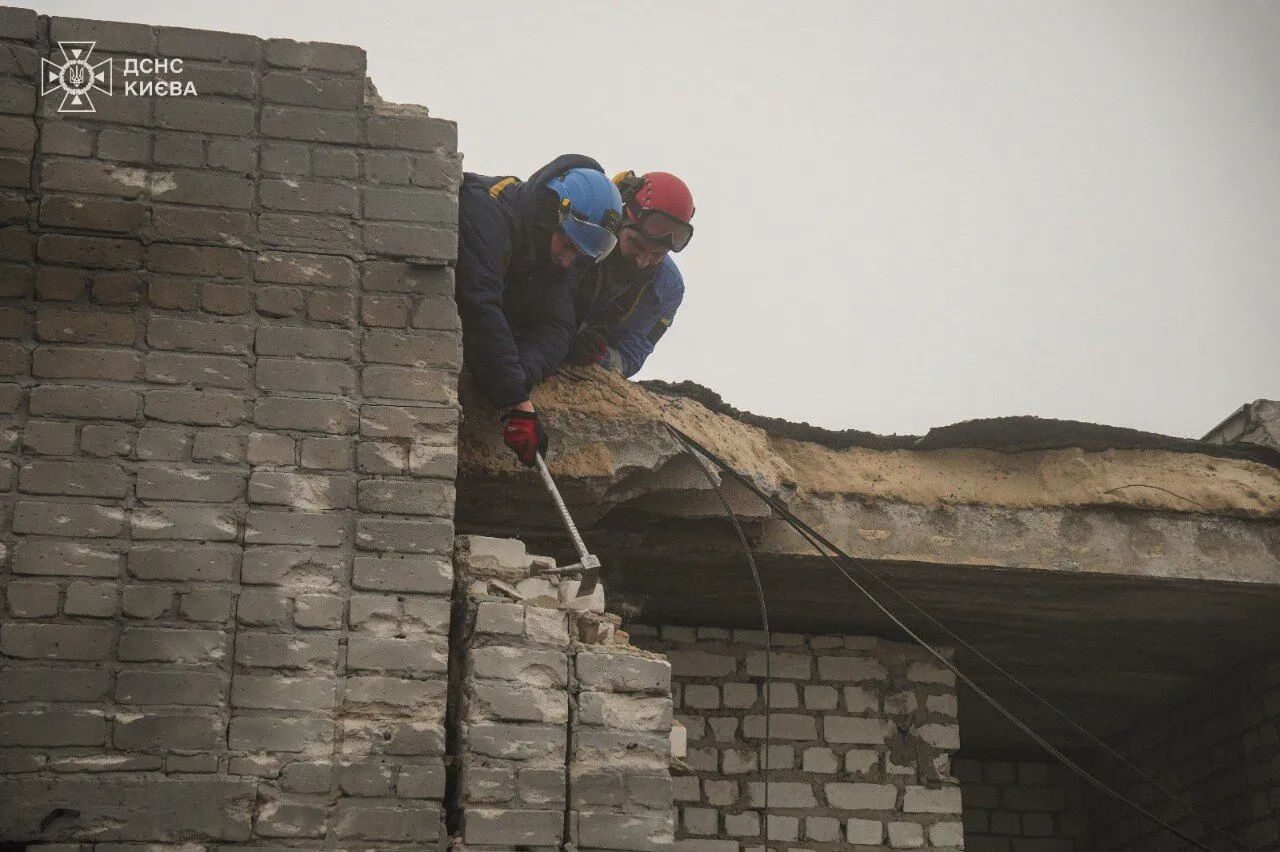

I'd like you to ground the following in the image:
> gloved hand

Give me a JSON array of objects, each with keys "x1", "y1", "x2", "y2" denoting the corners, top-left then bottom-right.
[
  {"x1": 501, "y1": 408, "x2": 547, "y2": 467},
  {"x1": 566, "y1": 327, "x2": 608, "y2": 366}
]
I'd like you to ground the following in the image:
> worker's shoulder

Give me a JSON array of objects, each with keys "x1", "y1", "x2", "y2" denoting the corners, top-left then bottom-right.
[
  {"x1": 652, "y1": 255, "x2": 685, "y2": 296},
  {"x1": 459, "y1": 174, "x2": 516, "y2": 236},
  {"x1": 460, "y1": 172, "x2": 510, "y2": 207}
]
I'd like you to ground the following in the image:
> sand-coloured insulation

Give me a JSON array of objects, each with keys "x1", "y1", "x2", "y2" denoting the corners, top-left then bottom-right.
[{"x1": 460, "y1": 369, "x2": 1280, "y2": 520}]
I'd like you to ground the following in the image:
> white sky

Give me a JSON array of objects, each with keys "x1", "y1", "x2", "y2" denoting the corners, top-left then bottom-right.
[{"x1": 36, "y1": 0, "x2": 1280, "y2": 437}]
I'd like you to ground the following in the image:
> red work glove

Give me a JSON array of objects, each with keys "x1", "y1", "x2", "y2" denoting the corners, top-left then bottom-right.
[
  {"x1": 567, "y1": 328, "x2": 607, "y2": 366},
  {"x1": 501, "y1": 408, "x2": 547, "y2": 467}
]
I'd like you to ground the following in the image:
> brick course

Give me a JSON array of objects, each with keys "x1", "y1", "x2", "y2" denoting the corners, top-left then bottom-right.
[
  {"x1": 630, "y1": 625, "x2": 963, "y2": 850},
  {"x1": 451, "y1": 536, "x2": 676, "y2": 851}
]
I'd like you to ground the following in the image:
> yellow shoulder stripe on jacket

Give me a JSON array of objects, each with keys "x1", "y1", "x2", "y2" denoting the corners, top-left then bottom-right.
[{"x1": 489, "y1": 177, "x2": 519, "y2": 198}]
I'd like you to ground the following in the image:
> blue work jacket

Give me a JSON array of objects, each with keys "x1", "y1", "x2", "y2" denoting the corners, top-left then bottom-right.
[
  {"x1": 577, "y1": 255, "x2": 685, "y2": 377},
  {"x1": 456, "y1": 153, "x2": 606, "y2": 407}
]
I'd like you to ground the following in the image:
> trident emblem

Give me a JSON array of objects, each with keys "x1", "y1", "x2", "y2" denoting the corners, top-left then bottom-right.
[{"x1": 41, "y1": 41, "x2": 112, "y2": 113}]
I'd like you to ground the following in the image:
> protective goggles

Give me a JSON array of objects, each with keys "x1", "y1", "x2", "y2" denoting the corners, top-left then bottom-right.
[
  {"x1": 628, "y1": 207, "x2": 694, "y2": 253},
  {"x1": 559, "y1": 208, "x2": 618, "y2": 263}
]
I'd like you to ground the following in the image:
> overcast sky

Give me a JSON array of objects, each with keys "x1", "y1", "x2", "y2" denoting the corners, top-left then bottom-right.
[{"x1": 37, "y1": 0, "x2": 1280, "y2": 437}]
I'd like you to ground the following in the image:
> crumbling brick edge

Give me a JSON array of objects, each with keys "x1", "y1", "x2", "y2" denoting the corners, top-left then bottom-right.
[{"x1": 446, "y1": 535, "x2": 675, "y2": 850}]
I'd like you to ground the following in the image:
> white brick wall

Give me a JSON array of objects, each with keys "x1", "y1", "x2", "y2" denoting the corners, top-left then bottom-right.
[{"x1": 630, "y1": 625, "x2": 963, "y2": 850}]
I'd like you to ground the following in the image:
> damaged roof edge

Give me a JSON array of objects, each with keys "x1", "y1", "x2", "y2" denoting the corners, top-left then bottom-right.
[
  {"x1": 459, "y1": 371, "x2": 1280, "y2": 522},
  {"x1": 640, "y1": 380, "x2": 1280, "y2": 470}
]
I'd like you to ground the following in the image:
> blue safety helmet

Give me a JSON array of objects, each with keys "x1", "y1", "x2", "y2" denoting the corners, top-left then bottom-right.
[{"x1": 545, "y1": 168, "x2": 623, "y2": 262}]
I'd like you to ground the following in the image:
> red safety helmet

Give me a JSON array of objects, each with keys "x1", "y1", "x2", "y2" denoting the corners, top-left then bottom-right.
[{"x1": 613, "y1": 171, "x2": 695, "y2": 252}]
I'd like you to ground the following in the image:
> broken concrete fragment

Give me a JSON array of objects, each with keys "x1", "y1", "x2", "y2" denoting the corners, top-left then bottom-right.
[
  {"x1": 463, "y1": 535, "x2": 532, "y2": 578},
  {"x1": 515, "y1": 575, "x2": 558, "y2": 600},
  {"x1": 559, "y1": 578, "x2": 606, "y2": 613}
]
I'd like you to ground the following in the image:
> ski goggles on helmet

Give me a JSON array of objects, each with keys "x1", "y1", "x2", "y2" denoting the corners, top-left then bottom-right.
[
  {"x1": 559, "y1": 207, "x2": 619, "y2": 263},
  {"x1": 627, "y1": 207, "x2": 694, "y2": 253}
]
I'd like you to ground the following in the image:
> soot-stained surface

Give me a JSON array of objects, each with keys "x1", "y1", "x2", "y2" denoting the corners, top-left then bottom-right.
[
  {"x1": 509, "y1": 522, "x2": 1280, "y2": 758},
  {"x1": 459, "y1": 371, "x2": 1280, "y2": 758},
  {"x1": 641, "y1": 379, "x2": 1280, "y2": 468}
]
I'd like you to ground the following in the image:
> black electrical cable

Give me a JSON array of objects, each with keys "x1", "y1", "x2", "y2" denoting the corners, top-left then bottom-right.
[
  {"x1": 662, "y1": 421, "x2": 1241, "y2": 852},
  {"x1": 668, "y1": 426, "x2": 773, "y2": 836},
  {"x1": 669, "y1": 423, "x2": 1237, "y2": 852},
  {"x1": 774, "y1": 519, "x2": 1239, "y2": 852},
  {"x1": 668, "y1": 427, "x2": 1246, "y2": 851},
  {"x1": 808, "y1": 527, "x2": 1246, "y2": 849},
  {"x1": 684, "y1": 464, "x2": 1244, "y2": 850}
]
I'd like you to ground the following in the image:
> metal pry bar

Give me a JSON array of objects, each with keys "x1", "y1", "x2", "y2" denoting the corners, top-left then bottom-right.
[{"x1": 532, "y1": 454, "x2": 601, "y2": 596}]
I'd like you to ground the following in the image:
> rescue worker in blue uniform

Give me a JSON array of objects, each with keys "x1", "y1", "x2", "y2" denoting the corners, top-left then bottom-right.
[
  {"x1": 456, "y1": 154, "x2": 623, "y2": 466},
  {"x1": 566, "y1": 171, "x2": 695, "y2": 377}
]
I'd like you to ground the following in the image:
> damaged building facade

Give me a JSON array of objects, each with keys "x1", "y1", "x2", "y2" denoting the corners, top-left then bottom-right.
[
  {"x1": 457, "y1": 376, "x2": 1280, "y2": 852},
  {"x1": 1, "y1": 9, "x2": 1278, "y2": 851}
]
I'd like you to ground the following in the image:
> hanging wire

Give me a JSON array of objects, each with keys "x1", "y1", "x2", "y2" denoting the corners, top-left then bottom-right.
[
  {"x1": 661, "y1": 421, "x2": 1242, "y2": 852},
  {"x1": 668, "y1": 426, "x2": 774, "y2": 839}
]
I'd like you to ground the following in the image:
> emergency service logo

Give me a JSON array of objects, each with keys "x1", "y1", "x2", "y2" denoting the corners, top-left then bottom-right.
[{"x1": 41, "y1": 41, "x2": 112, "y2": 113}]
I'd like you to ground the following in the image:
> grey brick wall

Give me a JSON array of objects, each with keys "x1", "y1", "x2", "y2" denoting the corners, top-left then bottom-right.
[
  {"x1": 452, "y1": 536, "x2": 676, "y2": 851},
  {"x1": 956, "y1": 759, "x2": 1088, "y2": 850},
  {"x1": 629, "y1": 625, "x2": 964, "y2": 850},
  {"x1": 0, "y1": 8, "x2": 461, "y2": 846},
  {"x1": 1085, "y1": 653, "x2": 1280, "y2": 851}
]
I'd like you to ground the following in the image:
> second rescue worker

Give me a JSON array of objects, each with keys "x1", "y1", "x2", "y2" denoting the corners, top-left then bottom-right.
[{"x1": 566, "y1": 170, "x2": 695, "y2": 377}]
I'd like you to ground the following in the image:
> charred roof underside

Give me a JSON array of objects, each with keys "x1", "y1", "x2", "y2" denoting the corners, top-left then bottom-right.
[{"x1": 459, "y1": 372, "x2": 1280, "y2": 758}]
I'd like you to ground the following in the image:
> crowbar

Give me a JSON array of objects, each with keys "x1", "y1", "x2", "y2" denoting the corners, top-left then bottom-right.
[{"x1": 531, "y1": 454, "x2": 600, "y2": 596}]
